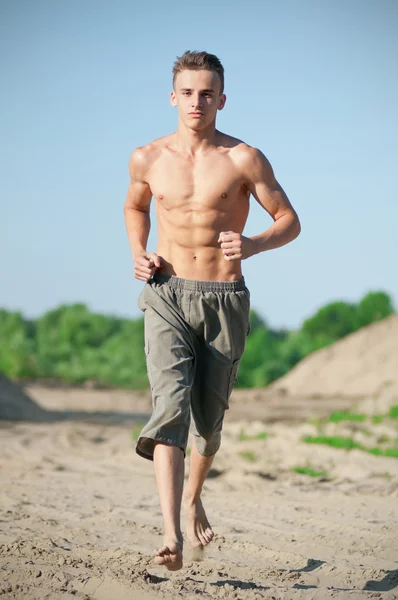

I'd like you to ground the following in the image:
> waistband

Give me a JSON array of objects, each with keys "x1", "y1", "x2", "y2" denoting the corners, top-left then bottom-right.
[{"x1": 153, "y1": 273, "x2": 246, "y2": 292}]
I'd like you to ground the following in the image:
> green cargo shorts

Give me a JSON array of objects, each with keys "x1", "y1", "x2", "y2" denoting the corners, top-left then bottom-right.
[{"x1": 136, "y1": 273, "x2": 250, "y2": 461}]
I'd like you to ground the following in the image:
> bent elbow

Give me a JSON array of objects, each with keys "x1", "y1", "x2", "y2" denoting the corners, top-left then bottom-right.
[
  {"x1": 289, "y1": 212, "x2": 301, "y2": 241},
  {"x1": 294, "y1": 217, "x2": 301, "y2": 239}
]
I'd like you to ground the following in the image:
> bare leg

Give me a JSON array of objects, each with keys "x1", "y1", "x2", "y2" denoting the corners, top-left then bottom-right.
[
  {"x1": 153, "y1": 442, "x2": 185, "y2": 571},
  {"x1": 184, "y1": 442, "x2": 215, "y2": 550}
]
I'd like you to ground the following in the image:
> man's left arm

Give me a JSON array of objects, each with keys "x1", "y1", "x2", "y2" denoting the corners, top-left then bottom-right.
[{"x1": 219, "y1": 146, "x2": 301, "y2": 260}]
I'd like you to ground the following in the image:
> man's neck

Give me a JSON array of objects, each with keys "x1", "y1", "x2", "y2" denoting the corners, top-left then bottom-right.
[{"x1": 174, "y1": 120, "x2": 218, "y2": 156}]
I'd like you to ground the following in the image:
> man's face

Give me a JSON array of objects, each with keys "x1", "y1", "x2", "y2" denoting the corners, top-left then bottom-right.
[{"x1": 171, "y1": 69, "x2": 226, "y2": 129}]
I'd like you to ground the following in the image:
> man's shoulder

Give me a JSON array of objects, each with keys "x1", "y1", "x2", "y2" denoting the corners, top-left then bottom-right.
[
  {"x1": 129, "y1": 135, "x2": 173, "y2": 171},
  {"x1": 131, "y1": 135, "x2": 171, "y2": 161},
  {"x1": 217, "y1": 133, "x2": 274, "y2": 183},
  {"x1": 217, "y1": 132, "x2": 265, "y2": 163}
]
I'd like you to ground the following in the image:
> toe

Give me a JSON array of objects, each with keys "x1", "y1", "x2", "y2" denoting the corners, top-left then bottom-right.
[
  {"x1": 201, "y1": 531, "x2": 209, "y2": 544},
  {"x1": 155, "y1": 545, "x2": 169, "y2": 557},
  {"x1": 198, "y1": 532, "x2": 207, "y2": 546}
]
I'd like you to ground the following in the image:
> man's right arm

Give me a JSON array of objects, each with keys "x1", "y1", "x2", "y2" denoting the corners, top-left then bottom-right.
[{"x1": 123, "y1": 147, "x2": 161, "y2": 281}]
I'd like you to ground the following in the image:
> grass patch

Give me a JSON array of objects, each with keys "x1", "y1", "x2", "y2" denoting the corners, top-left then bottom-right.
[
  {"x1": 239, "y1": 429, "x2": 268, "y2": 441},
  {"x1": 328, "y1": 411, "x2": 366, "y2": 423},
  {"x1": 291, "y1": 466, "x2": 327, "y2": 478},
  {"x1": 304, "y1": 435, "x2": 364, "y2": 450},
  {"x1": 316, "y1": 408, "x2": 398, "y2": 428},
  {"x1": 389, "y1": 406, "x2": 398, "y2": 419},
  {"x1": 239, "y1": 451, "x2": 257, "y2": 462},
  {"x1": 367, "y1": 447, "x2": 383, "y2": 456},
  {"x1": 303, "y1": 435, "x2": 398, "y2": 459},
  {"x1": 368, "y1": 447, "x2": 398, "y2": 458},
  {"x1": 239, "y1": 429, "x2": 250, "y2": 441},
  {"x1": 384, "y1": 448, "x2": 398, "y2": 458},
  {"x1": 372, "y1": 415, "x2": 384, "y2": 424}
]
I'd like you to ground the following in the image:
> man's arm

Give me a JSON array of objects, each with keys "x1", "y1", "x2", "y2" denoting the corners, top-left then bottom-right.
[
  {"x1": 219, "y1": 146, "x2": 301, "y2": 261},
  {"x1": 244, "y1": 147, "x2": 301, "y2": 255},
  {"x1": 124, "y1": 148, "x2": 161, "y2": 281}
]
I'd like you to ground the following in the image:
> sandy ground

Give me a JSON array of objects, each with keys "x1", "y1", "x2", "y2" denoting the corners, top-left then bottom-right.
[{"x1": 1, "y1": 385, "x2": 398, "y2": 600}]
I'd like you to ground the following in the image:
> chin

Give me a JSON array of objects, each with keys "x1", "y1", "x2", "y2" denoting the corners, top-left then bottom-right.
[{"x1": 188, "y1": 120, "x2": 210, "y2": 131}]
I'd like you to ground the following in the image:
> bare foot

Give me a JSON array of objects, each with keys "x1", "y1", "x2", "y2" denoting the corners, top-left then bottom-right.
[
  {"x1": 153, "y1": 538, "x2": 183, "y2": 571},
  {"x1": 185, "y1": 497, "x2": 214, "y2": 549}
]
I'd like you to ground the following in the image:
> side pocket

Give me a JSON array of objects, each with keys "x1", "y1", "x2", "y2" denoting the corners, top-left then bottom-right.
[
  {"x1": 144, "y1": 332, "x2": 153, "y2": 395},
  {"x1": 227, "y1": 359, "x2": 241, "y2": 400},
  {"x1": 137, "y1": 289, "x2": 143, "y2": 312},
  {"x1": 137, "y1": 284, "x2": 147, "y2": 312},
  {"x1": 237, "y1": 287, "x2": 251, "y2": 337}
]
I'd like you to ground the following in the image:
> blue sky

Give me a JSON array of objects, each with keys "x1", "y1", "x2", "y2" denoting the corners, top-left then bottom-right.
[{"x1": 1, "y1": 0, "x2": 397, "y2": 328}]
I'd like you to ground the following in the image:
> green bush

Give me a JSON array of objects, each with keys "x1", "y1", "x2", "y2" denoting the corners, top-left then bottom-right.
[
  {"x1": 356, "y1": 292, "x2": 394, "y2": 328},
  {"x1": 302, "y1": 302, "x2": 357, "y2": 340}
]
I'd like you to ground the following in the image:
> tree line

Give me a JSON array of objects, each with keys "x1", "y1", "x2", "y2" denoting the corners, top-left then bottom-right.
[{"x1": 0, "y1": 291, "x2": 394, "y2": 389}]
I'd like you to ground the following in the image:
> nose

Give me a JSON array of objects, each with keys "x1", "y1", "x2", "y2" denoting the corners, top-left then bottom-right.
[{"x1": 191, "y1": 94, "x2": 202, "y2": 109}]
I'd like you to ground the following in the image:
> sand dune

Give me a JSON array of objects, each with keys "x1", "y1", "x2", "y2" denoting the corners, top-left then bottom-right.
[{"x1": 270, "y1": 314, "x2": 398, "y2": 397}]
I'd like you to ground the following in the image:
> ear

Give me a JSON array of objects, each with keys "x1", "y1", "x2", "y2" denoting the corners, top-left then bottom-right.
[
  {"x1": 170, "y1": 91, "x2": 177, "y2": 107},
  {"x1": 218, "y1": 93, "x2": 227, "y2": 111}
]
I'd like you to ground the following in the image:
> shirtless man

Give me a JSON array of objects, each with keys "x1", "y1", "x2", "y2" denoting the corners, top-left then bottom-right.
[{"x1": 124, "y1": 51, "x2": 300, "y2": 571}]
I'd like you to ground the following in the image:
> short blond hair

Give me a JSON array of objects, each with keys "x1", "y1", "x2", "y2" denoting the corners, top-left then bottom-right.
[{"x1": 172, "y1": 50, "x2": 225, "y2": 93}]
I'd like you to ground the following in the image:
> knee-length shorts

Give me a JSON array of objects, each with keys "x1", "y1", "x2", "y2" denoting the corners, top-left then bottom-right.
[{"x1": 136, "y1": 274, "x2": 250, "y2": 461}]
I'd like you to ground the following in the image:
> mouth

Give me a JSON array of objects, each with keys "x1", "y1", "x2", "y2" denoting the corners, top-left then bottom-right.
[{"x1": 189, "y1": 112, "x2": 204, "y2": 117}]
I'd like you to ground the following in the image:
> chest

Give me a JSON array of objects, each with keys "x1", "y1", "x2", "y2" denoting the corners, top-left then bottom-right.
[{"x1": 148, "y1": 153, "x2": 245, "y2": 209}]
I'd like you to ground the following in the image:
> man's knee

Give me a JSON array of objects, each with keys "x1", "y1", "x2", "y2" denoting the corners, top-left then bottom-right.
[{"x1": 193, "y1": 432, "x2": 221, "y2": 457}]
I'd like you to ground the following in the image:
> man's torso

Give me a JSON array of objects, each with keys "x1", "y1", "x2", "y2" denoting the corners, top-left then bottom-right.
[{"x1": 143, "y1": 131, "x2": 251, "y2": 281}]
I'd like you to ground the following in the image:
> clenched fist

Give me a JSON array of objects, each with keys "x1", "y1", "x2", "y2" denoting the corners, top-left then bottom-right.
[
  {"x1": 133, "y1": 251, "x2": 161, "y2": 281},
  {"x1": 218, "y1": 231, "x2": 256, "y2": 261}
]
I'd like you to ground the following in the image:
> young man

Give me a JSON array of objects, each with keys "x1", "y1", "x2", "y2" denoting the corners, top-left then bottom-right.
[{"x1": 124, "y1": 51, "x2": 300, "y2": 571}]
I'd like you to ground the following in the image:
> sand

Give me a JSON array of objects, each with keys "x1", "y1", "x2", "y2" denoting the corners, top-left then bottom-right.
[
  {"x1": 1, "y1": 379, "x2": 398, "y2": 599},
  {"x1": 270, "y1": 314, "x2": 398, "y2": 397}
]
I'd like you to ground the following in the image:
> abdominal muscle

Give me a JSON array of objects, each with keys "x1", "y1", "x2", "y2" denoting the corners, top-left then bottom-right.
[
  {"x1": 154, "y1": 202, "x2": 248, "y2": 282},
  {"x1": 157, "y1": 242, "x2": 242, "y2": 281}
]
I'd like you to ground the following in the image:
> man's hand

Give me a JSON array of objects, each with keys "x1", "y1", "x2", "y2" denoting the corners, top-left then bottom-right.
[
  {"x1": 218, "y1": 231, "x2": 257, "y2": 261},
  {"x1": 134, "y1": 251, "x2": 162, "y2": 281}
]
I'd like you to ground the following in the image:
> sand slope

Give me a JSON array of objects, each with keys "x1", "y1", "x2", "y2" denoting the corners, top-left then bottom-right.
[
  {"x1": 270, "y1": 314, "x2": 398, "y2": 397},
  {"x1": 0, "y1": 374, "x2": 47, "y2": 421}
]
